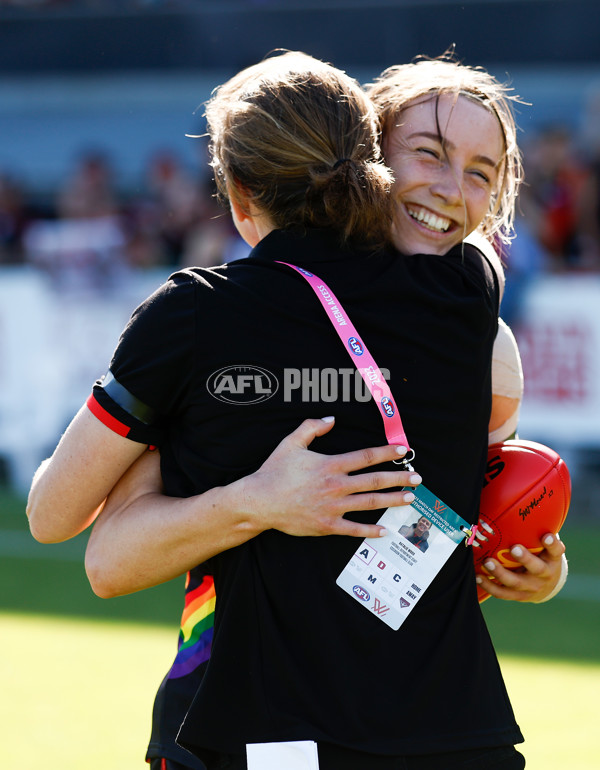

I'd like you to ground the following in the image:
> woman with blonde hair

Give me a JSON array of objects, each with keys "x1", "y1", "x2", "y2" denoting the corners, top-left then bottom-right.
[{"x1": 367, "y1": 54, "x2": 523, "y2": 249}]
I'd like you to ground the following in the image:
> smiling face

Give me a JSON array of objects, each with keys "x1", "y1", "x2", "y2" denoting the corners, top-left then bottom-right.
[
  {"x1": 383, "y1": 93, "x2": 505, "y2": 256},
  {"x1": 415, "y1": 517, "x2": 432, "y2": 536}
]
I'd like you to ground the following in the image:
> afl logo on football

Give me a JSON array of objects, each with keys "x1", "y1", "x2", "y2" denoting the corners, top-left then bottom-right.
[
  {"x1": 482, "y1": 454, "x2": 505, "y2": 488},
  {"x1": 381, "y1": 396, "x2": 395, "y2": 417},
  {"x1": 348, "y1": 336, "x2": 364, "y2": 356},
  {"x1": 352, "y1": 585, "x2": 370, "y2": 602},
  {"x1": 207, "y1": 365, "x2": 279, "y2": 405}
]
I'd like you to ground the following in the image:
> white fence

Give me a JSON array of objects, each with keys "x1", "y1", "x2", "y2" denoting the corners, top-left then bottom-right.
[{"x1": 0, "y1": 266, "x2": 169, "y2": 493}]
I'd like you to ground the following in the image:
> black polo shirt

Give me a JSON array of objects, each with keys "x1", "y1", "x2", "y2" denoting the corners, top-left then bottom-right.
[{"x1": 91, "y1": 228, "x2": 522, "y2": 765}]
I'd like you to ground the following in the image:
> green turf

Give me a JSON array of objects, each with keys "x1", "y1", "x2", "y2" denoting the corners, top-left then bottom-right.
[
  {"x1": 500, "y1": 656, "x2": 600, "y2": 770},
  {"x1": 1, "y1": 486, "x2": 184, "y2": 626},
  {"x1": 3, "y1": 485, "x2": 600, "y2": 769},
  {"x1": 3, "y1": 486, "x2": 599, "y2": 660},
  {"x1": 2, "y1": 613, "x2": 599, "y2": 770},
  {"x1": 481, "y1": 514, "x2": 600, "y2": 663},
  {"x1": 1, "y1": 613, "x2": 175, "y2": 770}
]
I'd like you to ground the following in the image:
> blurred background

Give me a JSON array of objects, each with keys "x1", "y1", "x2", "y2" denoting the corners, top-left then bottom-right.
[
  {"x1": 0, "y1": 2, "x2": 599, "y2": 768},
  {"x1": 1, "y1": 0, "x2": 600, "y2": 501},
  {"x1": 1, "y1": 0, "x2": 600, "y2": 502}
]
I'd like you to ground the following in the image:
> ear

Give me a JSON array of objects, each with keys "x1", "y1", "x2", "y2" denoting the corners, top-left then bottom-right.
[
  {"x1": 226, "y1": 180, "x2": 262, "y2": 247},
  {"x1": 229, "y1": 195, "x2": 249, "y2": 231},
  {"x1": 226, "y1": 179, "x2": 252, "y2": 222}
]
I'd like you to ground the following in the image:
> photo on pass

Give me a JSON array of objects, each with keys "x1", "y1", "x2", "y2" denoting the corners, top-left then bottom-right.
[{"x1": 398, "y1": 513, "x2": 437, "y2": 554}]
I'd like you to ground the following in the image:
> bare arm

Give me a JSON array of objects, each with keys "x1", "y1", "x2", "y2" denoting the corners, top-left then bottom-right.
[
  {"x1": 484, "y1": 319, "x2": 568, "y2": 602},
  {"x1": 489, "y1": 318, "x2": 523, "y2": 443},
  {"x1": 27, "y1": 405, "x2": 147, "y2": 543},
  {"x1": 85, "y1": 417, "x2": 421, "y2": 597}
]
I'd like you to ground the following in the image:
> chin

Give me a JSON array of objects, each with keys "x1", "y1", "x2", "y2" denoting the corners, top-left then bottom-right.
[
  {"x1": 396, "y1": 230, "x2": 464, "y2": 256},
  {"x1": 392, "y1": 224, "x2": 442, "y2": 255},
  {"x1": 394, "y1": 238, "x2": 447, "y2": 256}
]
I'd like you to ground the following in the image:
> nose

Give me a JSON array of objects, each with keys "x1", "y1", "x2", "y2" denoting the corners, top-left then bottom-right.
[{"x1": 431, "y1": 164, "x2": 464, "y2": 206}]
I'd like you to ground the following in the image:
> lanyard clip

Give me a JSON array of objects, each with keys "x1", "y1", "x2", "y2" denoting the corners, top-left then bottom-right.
[
  {"x1": 393, "y1": 447, "x2": 415, "y2": 471},
  {"x1": 461, "y1": 524, "x2": 479, "y2": 547}
]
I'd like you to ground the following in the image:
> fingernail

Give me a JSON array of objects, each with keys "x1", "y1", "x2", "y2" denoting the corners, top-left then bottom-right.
[
  {"x1": 404, "y1": 491, "x2": 415, "y2": 503},
  {"x1": 409, "y1": 474, "x2": 422, "y2": 485},
  {"x1": 476, "y1": 576, "x2": 483, "y2": 584},
  {"x1": 511, "y1": 546, "x2": 524, "y2": 558},
  {"x1": 543, "y1": 534, "x2": 554, "y2": 547},
  {"x1": 484, "y1": 560, "x2": 496, "y2": 572},
  {"x1": 378, "y1": 528, "x2": 388, "y2": 538},
  {"x1": 321, "y1": 416, "x2": 335, "y2": 423},
  {"x1": 395, "y1": 445, "x2": 408, "y2": 455}
]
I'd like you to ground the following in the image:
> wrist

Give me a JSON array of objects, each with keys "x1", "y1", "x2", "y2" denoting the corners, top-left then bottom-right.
[
  {"x1": 532, "y1": 553, "x2": 569, "y2": 603},
  {"x1": 219, "y1": 473, "x2": 269, "y2": 539}
]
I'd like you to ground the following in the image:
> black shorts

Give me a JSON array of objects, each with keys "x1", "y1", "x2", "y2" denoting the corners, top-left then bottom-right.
[
  {"x1": 149, "y1": 759, "x2": 204, "y2": 770},
  {"x1": 208, "y1": 744, "x2": 526, "y2": 770}
]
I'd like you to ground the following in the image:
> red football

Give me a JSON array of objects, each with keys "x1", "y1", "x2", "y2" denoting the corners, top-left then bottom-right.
[{"x1": 474, "y1": 439, "x2": 571, "y2": 602}]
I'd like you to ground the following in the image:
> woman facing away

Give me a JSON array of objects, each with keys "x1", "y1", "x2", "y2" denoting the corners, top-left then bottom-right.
[{"x1": 27, "y1": 51, "x2": 566, "y2": 769}]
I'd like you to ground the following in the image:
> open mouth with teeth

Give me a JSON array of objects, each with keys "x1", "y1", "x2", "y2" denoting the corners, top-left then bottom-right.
[{"x1": 407, "y1": 206, "x2": 452, "y2": 233}]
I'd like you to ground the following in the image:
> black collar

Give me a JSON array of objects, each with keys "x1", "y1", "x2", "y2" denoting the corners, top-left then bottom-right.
[{"x1": 250, "y1": 228, "x2": 379, "y2": 266}]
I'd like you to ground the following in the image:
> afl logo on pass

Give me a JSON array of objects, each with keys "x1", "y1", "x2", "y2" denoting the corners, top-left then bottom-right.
[
  {"x1": 207, "y1": 365, "x2": 279, "y2": 405},
  {"x1": 352, "y1": 585, "x2": 370, "y2": 602},
  {"x1": 381, "y1": 396, "x2": 395, "y2": 417},
  {"x1": 347, "y1": 336, "x2": 364, "y2": 356}
]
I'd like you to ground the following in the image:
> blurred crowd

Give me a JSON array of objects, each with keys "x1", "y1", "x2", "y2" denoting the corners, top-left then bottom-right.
[
  {"x1": 1, "y1": 118, "x2": 600, "y2": 307},
  {"x1": 499, "y1": 115, "x2": 600, "y2": 324},
  {"x1": 0, "y1": 148, "x2": 250, "y2": 291}
]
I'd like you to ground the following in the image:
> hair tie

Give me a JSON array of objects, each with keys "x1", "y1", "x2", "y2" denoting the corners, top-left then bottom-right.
[{"x1": 333, "y1": 158, "x2": 353, "y2": 170}]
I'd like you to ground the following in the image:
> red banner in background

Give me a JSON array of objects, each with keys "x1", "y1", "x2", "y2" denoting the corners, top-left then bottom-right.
[
  {"x1": 518, "y1": 321, "x2": 592, "y2": 404},
  {"x1": 516, "y1": 275, "x2": 600, "y2": 445}
]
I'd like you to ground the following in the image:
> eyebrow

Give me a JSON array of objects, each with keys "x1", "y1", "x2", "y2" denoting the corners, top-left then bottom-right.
[{"x1": 407, "y1": 131, "x2": 501, "y2": 169}]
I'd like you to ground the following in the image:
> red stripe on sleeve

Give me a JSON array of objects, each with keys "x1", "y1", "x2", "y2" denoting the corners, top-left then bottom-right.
[{"x1": 86, "y1": 393, "x2": 131, "y2": 438}]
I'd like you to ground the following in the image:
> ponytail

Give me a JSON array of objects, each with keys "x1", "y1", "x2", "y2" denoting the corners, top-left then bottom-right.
[{"x1": 205, "y1": 51, "x2": 394, "y2": 249}]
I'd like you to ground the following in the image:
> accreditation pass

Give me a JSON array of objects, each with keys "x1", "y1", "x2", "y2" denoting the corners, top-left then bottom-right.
[{"x1": 336, "y1": 485, "x2": 470, "y2": 630}]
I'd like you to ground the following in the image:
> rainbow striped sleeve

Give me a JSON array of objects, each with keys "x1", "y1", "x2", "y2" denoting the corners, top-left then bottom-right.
[{"x1": 168, "y1": 573, "x2": 216, "y2": 680}]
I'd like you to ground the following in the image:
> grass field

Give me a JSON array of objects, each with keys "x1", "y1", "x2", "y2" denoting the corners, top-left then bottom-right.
[{"x1": 2, "y1": 486, "x2": 599, "y2": 769}]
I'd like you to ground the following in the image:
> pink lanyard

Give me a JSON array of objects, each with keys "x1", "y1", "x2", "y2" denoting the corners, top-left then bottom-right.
[
  {"x1": 278, "y1": 262, "x2": 412, "y2": 458},
  {"x1": 279, "y1": 262, "x2": 484, "y2": 545}
]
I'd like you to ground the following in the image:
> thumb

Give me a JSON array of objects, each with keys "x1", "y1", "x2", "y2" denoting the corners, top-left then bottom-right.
[{"x1": 288, "y1": 416, "x2": 336, "y2": 449}]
